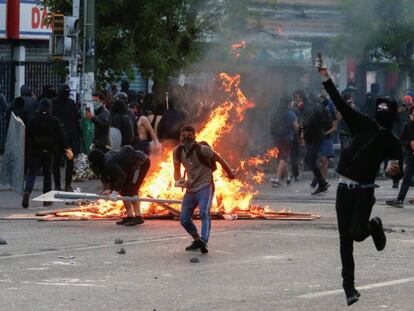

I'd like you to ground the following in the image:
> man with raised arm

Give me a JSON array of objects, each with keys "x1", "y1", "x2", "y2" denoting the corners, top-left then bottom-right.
[{"x1": 316, "y1": 54, "x2": 402, "y2": 306}]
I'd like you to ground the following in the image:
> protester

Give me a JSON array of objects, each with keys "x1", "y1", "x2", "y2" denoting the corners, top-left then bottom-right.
[
  {"x1": 317, "y1": 54, "x2": 402, "y2": 306},
  {"x1": 52, "y1": 84, "x2": 81, "y2": 192},
  {"x1": 86, "y1": 91, "x2": 111, "y2": 152},
  {"x1": 38, "y1": 84, "x2": 57, "y2": 101},
  {"x1": 111, "y1": 99, "x2": 135, "y2": 147},
  {"x1": 173, "y1": 126, "x2": 236, "y2": 254},
  {"x1": 386, "y1": 105, "x2": 414, "y2": 208},
  {"x1": 19, "y1": 85, "x2": 38, "y2": 121},
  {"x1": 319, "y1": 94, "x2": 337, "y2": 181},
  {"x1": 88, "y1": 145, "x2": 150, "y2": 226},
  {"x1": 336, "y1": 93, "x2": 356, "y2": 151},
  {"x1": 22, "y1": 98, "x2": 73, "y2": 208},
  {"x1": 270, "y1": 96, "x2": 298, "y2": 187}
]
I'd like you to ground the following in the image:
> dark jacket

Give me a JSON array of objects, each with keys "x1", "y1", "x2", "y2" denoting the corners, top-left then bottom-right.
[
  {"x1": 104, "y1": 145, "x2": 148, "y2": 191},
  {"x1": 20, "y1": 85, "x2": 38, "y2": 121},
  {"x1": 323, "y1": 79, "x2": 402, "y2": 183},
  {"x1": 399, "y1": 121, "x2": 414, "y2": 160},
  {"x1": 27, "y1": 111, "x2": 69, "y2": 152},
  {"x1": 52, "y1": 92, "x2": 81, "y2": 143},
  {"x1": 111, "y1": 100, "x2": 134, "y2": 146},
  {"x1": 91, "y1": 106, "x2": 111, "y2": 148}
]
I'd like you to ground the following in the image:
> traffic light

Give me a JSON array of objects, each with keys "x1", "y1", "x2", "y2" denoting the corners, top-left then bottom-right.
[{"x1": 50, "y1": 14, "x2": 79, "y2": 59}]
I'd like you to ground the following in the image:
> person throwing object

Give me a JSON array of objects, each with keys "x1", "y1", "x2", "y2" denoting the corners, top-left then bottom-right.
[{"x1": 316, "y1": 54, "x2": 403, "y2": 306}]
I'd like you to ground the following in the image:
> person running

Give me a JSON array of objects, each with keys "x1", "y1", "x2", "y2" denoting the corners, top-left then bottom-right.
[
  {"x1": 88, "y1": 145, "x2": 150, "y2": 226},
  {"x1": 173, "y1": 126, "x2": 236, "y2": 254},
  {"x1": 316, "y1": 54, "x2": 402, "y2": 306},
  {"x1": 386, "y1": 105, "x2": 414, "y2": 208},
  {"x1": 270, "y1": 96, "x2": 298, "y2": 187}
]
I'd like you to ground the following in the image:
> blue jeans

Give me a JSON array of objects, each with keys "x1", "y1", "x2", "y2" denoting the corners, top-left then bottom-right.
[{"x1": 180, "y1": 184, "x2": 214, "y2": 243}]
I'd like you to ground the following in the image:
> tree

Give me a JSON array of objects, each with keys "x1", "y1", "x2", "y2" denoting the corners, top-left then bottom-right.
[{"x1": 330, "y1": 0, "x2": 414, "y2": 95}]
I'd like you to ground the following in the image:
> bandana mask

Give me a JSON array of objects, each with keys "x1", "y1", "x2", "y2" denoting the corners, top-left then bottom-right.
[
  {"x1": 375, "y1": 97, "x2": 397, "y2": 130},
  {"x1": 181, "y1": 137, "x2": 195, "y2": 152}
]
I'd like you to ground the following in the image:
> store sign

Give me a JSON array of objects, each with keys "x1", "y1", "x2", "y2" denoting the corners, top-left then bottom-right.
[
  {"x1": 0, "y1": 1, "x2": 6, "y2": 39},
  {"x1": 19, "y1": 1, "x2": 52, "y2": 40}
]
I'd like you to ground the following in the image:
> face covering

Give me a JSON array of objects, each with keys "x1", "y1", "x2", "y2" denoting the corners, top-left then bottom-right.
[
  {"x1": 93, "y1": 101, "x2": 102, "y2": 110},
  {"x1": 375, "y1": 97, "x2": 397, "y2": 130},
  {"x1": 181, "y1": 137, "x2": 195, "y2": 152}
]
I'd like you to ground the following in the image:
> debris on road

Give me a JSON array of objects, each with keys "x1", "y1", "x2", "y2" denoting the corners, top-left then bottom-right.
[
  {"x1": 57, "y1": 256, "x2": 76, "y2": 260},
  {"x1": 190, "y1": 257, "x2": 200, "y2": 263},
  {"x1": 117, "y1": 248, "x2": 126, "y2": 254},
  {"x1": 0, "y1": 237, "x2": 7, "y2": 245},
  {"x1": 114, "y1": 238, "x2": 123, "y2": 244}
]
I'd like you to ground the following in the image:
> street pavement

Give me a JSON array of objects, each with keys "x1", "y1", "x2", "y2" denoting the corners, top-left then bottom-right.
[{"x1": 1, "y1": 174, "x2": 414, "y2": 310}]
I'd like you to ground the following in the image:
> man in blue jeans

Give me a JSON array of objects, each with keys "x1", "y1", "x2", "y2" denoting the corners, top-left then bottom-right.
[{"x1": 173, "y1": 126, "x2": 236, "y2": 253}]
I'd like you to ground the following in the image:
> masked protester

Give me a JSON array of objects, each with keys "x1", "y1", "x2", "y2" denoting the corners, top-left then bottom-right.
[
  {"x1": 52, "y1": 84, "x2": 81, "y2": 191},
  {"x1": 88, "y1": 145, "x2": 150, "y2": 226},
  {"x1": 316, "y1": 55, "x2": 403, "y2": 306},
  {"x1": 22, "y1": 98, "x2": 73, "y2": 208},
  {"x1": 173, "y1": 126, "x2": 236, "y2": 254},
  {"x1": 86, "y1": 91, "x2": 111, "y2": 152}
]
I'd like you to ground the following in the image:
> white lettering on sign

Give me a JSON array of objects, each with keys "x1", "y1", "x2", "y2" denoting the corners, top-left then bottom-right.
[{"x1": 20, "y1": 2, "x2": 52, "y2": 40}]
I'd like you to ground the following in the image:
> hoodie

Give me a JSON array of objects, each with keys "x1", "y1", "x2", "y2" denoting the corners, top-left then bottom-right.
[{"x1": 20, "y1": 85, "x2": 38, "y2": 121}]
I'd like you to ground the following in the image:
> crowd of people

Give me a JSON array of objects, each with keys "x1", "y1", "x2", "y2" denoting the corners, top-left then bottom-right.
[{"x1": 269, "y1": 77, "x2": 414, "y2": 198}]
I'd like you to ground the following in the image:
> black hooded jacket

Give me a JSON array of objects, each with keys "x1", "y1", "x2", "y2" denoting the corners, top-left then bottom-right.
[
  {"x1": 323, "y1": 79, "x2": 402, "y2": 183},
  {"x1": 27, "y1": 100, "x2": 69, "y2": 152},
  {"x1": 20, "y1": 85, "x2": 38, "y2": 121},
  {"x1": 91, "y1": 105, "x2": 111, "y2": 148},
  {"x1": 111, "y1": 100, "x2": 134, "y2": 146},
  {"x1": 52, "y1": 86, "x2": 81, "y2": 143}
]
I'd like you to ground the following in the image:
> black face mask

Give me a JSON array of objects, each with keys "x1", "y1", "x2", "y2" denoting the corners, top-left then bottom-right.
[
  {"x1": 375, "y1": 97, "x2": 397, "y2": 130},
  {"x1": 181, "y1": 137, "x2": 195, "y2": 152}
]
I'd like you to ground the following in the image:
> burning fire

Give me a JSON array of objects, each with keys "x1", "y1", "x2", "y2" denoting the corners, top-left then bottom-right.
[{"x1": 57, "y1": 72, "x2": 278, "y2": 218}]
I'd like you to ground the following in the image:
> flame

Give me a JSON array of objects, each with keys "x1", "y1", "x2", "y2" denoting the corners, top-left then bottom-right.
[
  {"x1": 231, "y1": 40, "x2": 246, "y2": 50},
  {"x1": 59, "y1": 72, "x2": 279, "y2": 218}
]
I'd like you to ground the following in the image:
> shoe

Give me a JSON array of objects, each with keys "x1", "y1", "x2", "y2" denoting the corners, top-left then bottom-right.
[
  {"x1": 286, "y1": 178, "x2": 291, "y2": 185},
  {"x1": 272, "y1": 181, "x2": 282, "y2": 188},
  {"x1": 344, "y1": 287, "x2": 360, "y2": 306},
  {"x1": 392, "y1": 181, "x2": 399, "y2": 189},
  {"x1": 116, "y1": 217, "x2": 131, "y2": 225},
  {"x1": 64, "y1": 186, "x2": 74, "y2": 192},
  {"x1": 386, "y1": 199, "x2": 403, "y2": 208},
  {"x1": 270, "y1": 177, "x2": 278, "y2": 183},
  {"x1": 311, "y1": 183, "x2": 330, "y2": 195},
  {"x1": 310, "y1": 179, "x2": 318, "y2": 188},
  {"x1": 124, "y1": 217, "x2": 145, "y2": 226},
  {"x1": 185, "y1": 240, "x2": 202, "y2": 251},
  {"x1": 55, "y1": 185, "x2": 61, "y2": 191},
  {"x1": 199, "y1": 239, "x2": 208, "y2": 254},
  {"x1": 43, "y1": 202, "x2": 53, "y2": 207},
  {"x1": 21, "y1": 192, "x2": 30, "y2": 208},
  {"x1": 371, "y1": 217, "x2": 386, "y2": 251}
]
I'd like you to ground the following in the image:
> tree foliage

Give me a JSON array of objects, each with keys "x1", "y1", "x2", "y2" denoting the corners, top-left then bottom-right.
[{"x1": 330, "y1": 0, "x2": 414, "y2": 89}]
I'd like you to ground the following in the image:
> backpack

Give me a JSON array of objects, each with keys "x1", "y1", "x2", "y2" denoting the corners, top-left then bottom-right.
[{"x1": 175, "y1": 141, "x2": 217, "y2": 171}]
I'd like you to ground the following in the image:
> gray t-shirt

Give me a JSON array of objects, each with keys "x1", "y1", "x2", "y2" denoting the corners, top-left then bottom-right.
[{"x1": 173, "y1": 144, "x2": 215, "y2": 193}]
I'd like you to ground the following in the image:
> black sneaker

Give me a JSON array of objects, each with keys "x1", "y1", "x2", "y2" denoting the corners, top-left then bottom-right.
[
  {"x1": 386, "y1": 199, "x2": 403, "y2": 208},
  {"x1": 116, "y1": 217, "x2": 131, "y2": 225},
  {"x1": 124, "y1": 217, "x2": 145, "y2": 226},
  {"x1": 310, "y1": 178, "x2": 318, "y2": 188},
  {"x1": 185, "y1": 240, "x2": 201, "y2": 251},
  {"x1": 371, "y1": 217, "x2": 386, "y2": 251},
  {"x1": 344, "y1": 287, "x2": 360, "y2": 306},
  {"x1": 22, "y1": 192, "x2": 30, "y2": 208},
  {"x1": 199, "y1": 239, "x2": 208, "y2": 254},
  {"x1": 286, "y1": 178, "x2": 291, "y2": 185},
  {"x1": 311, "y1": 182, "x2": 330, "y2": 195}
]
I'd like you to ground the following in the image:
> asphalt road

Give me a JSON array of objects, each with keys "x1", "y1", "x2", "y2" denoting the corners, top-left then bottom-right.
[{"x1": 1, "y1": 176, "x2": 414, "y2": 311}]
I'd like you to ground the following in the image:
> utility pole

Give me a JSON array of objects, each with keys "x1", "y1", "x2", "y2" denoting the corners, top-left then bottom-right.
[{"x1": 80, "y1": 0, "x2": 95, "y2": 152}]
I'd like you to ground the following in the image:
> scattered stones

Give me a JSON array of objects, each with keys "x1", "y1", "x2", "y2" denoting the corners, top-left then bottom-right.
[
  {"x1": 0, "y1": 238, "x2": 7, "y2": 245},
  {"x1": 154, "y1": 277, "x2": 158, "y2": 280},
  {"x1": 57, "y1": 256, "x2": 76, "y2": 260},
  {"x1": 190, "y1": 257, "x2": 200, "y2": 263},
  {"x1": 287, "y1": 258, "x2": 293, "y2": 261},
  {"x1": 384, "y1": 228, "x2": 395, "y2": 233},
  {"x1": 114, "y1": 238, "x2": 123, "y2": 245},
  {"x1": 401, "y1": 229, "x2": 406, "y2": 233},
  {"x1": 117, "y1": 248, "x2": 126, "y2": 255}
]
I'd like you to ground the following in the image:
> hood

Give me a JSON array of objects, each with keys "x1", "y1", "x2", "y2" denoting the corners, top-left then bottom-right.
[
  {"x1": 20, "y1": 85, "x2": 32, "y2": 97},
  {"x1": 38, "y1": 98, "x2": 52, "y2": 114},
  {"x1": 375, "y1": 96, "x2": 397, "y2": 130},
  {"x1": 112, "y1": 99, "x2": 129, "y2": 114},
  {"x1": 57, "y1": 84, "x2": 70, "y2": 101}
]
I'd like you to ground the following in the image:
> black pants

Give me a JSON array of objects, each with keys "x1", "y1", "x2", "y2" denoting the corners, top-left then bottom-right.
[
  {"x1": 290, "y1": 138, "x2": 300, "y2": 178},
  {"x1": 53, "y1": 148, "x2": 74, "y2": 189},
  {"x1": 25, "y1": 150, "x2": 53, "y2": 194},
  {"x1": 398, "y1": 156, "x2": 414, "y2": 202},
  {"x1": 120, "y1": 159, "x2": 151, "y2": 196},
  {"x1": 336, "y1": 185, "x2": 376, "y2": 289},
  {"x1": 306, "y1": 142, "x2": 324, "y2": 184}
]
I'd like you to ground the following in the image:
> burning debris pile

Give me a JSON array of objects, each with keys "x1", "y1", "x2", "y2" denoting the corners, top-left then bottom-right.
[{"x1": 33, "y1": 71, "x2": 319, "y2": 222}]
